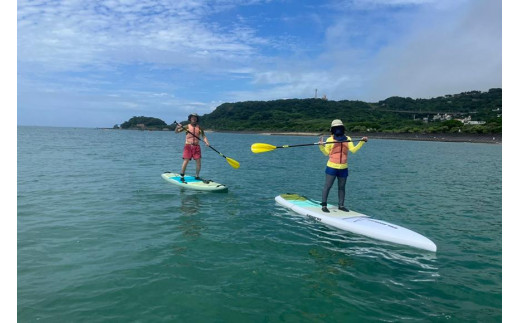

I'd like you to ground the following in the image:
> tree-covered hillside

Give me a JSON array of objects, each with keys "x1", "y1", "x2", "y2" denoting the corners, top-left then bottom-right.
[
  {"x1": 119, "y1": 89, "x2": 501, "y2": 134},
  {"x1": 199, "y1": 88, "x2": 501, "y2": 134},
  {"x1": 120, "y1": 116, "x2": 168, "y2": 130}
]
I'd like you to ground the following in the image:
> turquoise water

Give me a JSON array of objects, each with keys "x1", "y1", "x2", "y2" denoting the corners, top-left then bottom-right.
[{"x1": 18, "y1": 126, "x2": 502, "y2": 322}]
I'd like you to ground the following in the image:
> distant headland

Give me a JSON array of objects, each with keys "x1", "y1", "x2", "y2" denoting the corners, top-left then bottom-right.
[{"x1": 110, "y1": 89, "x2": 501, "y2": 144}]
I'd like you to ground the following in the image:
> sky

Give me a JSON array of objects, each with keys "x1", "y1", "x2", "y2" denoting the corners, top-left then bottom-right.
[{"x1": 16, "y1": 0, "x2": 502, "y2": 128}]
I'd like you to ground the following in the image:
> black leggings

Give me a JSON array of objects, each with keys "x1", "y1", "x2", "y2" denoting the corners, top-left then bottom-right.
[{"x1": 322, "y1": 174, "x2": 347, "y2": 207}]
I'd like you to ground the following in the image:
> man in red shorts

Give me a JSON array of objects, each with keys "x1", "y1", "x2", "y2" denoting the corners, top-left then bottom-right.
[{"x1": 175, "y1": 113, "x2": 210, "y2": 182}]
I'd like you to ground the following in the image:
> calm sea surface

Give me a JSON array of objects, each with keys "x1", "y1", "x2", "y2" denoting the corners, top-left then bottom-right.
[{"x1": 18, "y1": 126, "x2": 502, "y2": 322}]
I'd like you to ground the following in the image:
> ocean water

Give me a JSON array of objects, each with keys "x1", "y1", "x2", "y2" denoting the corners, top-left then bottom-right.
[{"x1": 18, "y1": 126, "x2": 502, "y2": 322}]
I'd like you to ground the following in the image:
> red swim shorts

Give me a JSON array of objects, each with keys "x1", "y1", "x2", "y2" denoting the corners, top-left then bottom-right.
[{"x1": 182, "y1": 144, "x2": 202, "y2": 160}]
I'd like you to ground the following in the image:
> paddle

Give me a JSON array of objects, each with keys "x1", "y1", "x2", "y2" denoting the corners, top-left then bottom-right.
[
  {"x1": 174, "y1": 121, "x2": 240, "y2": 169},
  {"x1": 251, "y1": 140, "x2": 363, "y2": 154}
]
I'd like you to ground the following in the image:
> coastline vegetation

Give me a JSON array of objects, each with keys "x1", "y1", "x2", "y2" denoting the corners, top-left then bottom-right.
[{"x1": 117, "y1": 88, "x2": 501, "y2": 135}]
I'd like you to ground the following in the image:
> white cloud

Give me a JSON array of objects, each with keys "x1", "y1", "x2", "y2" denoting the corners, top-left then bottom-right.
[
  {"x1": 239, "y1": 0, "x2": 501, "y2": 102},
  {"x1": 364, "y1": 0, "x2": 501, "y2": 99},
  {"x1": 17, "y1": 0, "x2": 502, "y2": 127},
  {"x1": 17, "y1": 0, "x2": 264, "y2": 73}
]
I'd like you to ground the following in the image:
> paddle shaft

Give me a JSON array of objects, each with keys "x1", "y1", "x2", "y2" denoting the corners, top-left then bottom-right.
[
  {"x1": 274, "y1": 140, "x2": 358, "y2": 149},
  {"x1": 174, "y1": 121, "x2": 229, "y2": 158}
]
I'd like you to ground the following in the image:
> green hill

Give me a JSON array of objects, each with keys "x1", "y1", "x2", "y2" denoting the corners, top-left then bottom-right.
[
  {"x1": 119, "y1": 88, "x2": 501, "y2": 134},
  {"x1": 199, "y1": 88, "x2": 501, "y2": 134},
  {"x1": 120, "y1": 116, "x2": 168, "y2": 130}
]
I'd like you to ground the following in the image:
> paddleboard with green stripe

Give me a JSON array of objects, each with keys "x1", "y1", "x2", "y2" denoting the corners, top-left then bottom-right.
[
  {"x1": 161, "y1": 172, "x2": 228, "y2": 192},
  {"x1": 275, "y1": 193, "x2": 436, "y2": 252}
]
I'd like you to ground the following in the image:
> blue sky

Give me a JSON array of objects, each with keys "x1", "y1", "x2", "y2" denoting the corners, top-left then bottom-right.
[{"x1": 17, "y1": 0, "x2": 502, "y2": 128}]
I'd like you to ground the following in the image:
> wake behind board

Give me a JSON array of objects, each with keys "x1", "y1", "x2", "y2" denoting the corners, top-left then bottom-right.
[
  {"x1": 275, "y1": 193, "x2": 436, "y2": 252},
  {"x1": 161, "y1": 172, "x2": 228, "y2": 192}
]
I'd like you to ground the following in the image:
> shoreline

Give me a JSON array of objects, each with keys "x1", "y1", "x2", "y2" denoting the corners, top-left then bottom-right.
[
  {"x1": 99, "y1": 128, "x2": 501, "y2": 144},
  {"x1": 214, "y1": 130, "x2": 502, "y2": 144}
]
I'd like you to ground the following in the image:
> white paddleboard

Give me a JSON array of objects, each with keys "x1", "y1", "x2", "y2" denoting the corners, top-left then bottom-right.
[
  {"x1": 161, "y1": 172, "x2": 228, "y2": 192},
  {"x1": 275, "y1": 193, "x2": 436, "y2": 252}
]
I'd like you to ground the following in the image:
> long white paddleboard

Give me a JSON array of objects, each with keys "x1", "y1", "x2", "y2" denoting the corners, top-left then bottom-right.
[
  {"x1": 161, "y1": 172, "x2": 228, "y2": 192},
  {"x1": 275, "y1": 193, "x2": 436, "y2": 252}
]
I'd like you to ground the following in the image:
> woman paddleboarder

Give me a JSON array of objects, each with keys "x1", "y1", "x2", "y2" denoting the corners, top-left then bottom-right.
[{"x1": 319, "y1": 119, "x2": 368, "y2": 213}]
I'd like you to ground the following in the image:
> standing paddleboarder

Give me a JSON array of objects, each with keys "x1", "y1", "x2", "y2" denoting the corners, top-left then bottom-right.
[
  {"x1": 319, "y1": 119, "x2": 368, "y2": 213},
  {"x1": 175, "y1": 113, "x2": 210, "y2": 182}
]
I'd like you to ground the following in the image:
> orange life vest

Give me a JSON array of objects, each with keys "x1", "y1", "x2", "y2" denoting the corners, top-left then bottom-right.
[
  {"x1": 328, "y1": 139, "x2": 348, "y2": 164},
  {"x1": 186, "y1": 124, "x2": 201, "y2": 145}
]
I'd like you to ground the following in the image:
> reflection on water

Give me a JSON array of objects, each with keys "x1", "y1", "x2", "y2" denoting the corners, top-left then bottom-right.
[{"x1": 178, "y1": 192, "x2": 204, "y2": 238}]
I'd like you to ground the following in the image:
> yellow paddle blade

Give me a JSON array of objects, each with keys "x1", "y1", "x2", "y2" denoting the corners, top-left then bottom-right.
[
  {"x1": 226, "y1": 157, "x2": 240, "y2": 169},
  {"x1": 251, "y1": 143, "x2": 277, "y2": 154}
]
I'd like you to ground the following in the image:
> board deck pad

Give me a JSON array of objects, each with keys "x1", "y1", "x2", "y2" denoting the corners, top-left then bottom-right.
[
  {"x1": 161, "y1": 172, "x2": 228, "y2": 192},
  {"x1": 280, "y1": 193, "x2": 367, "y2": 219},
  {"x1": 170, "y1": 175, "x2": 206, "y2": 184}
]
